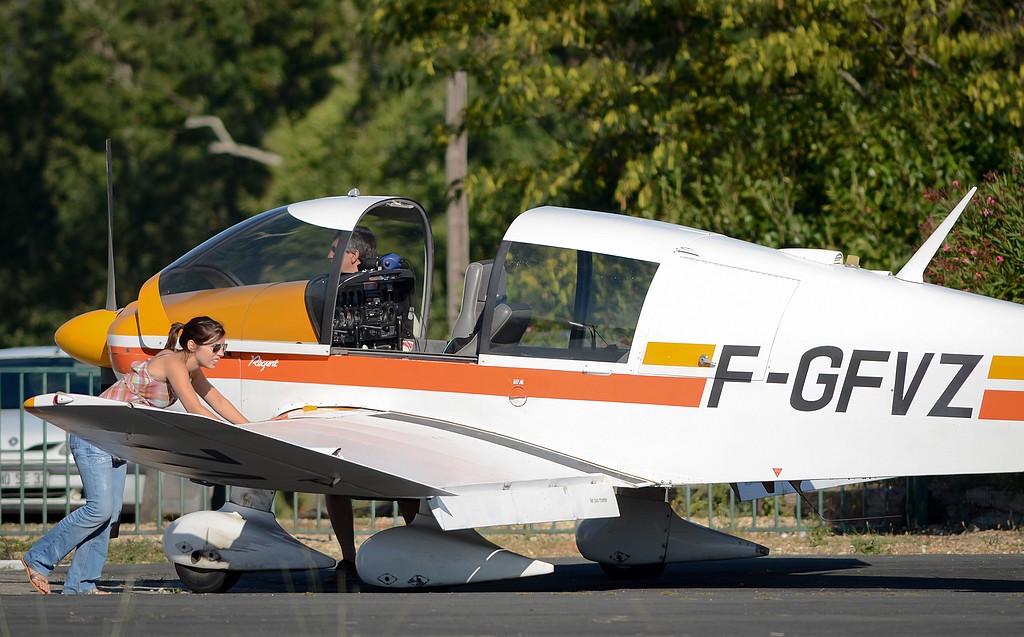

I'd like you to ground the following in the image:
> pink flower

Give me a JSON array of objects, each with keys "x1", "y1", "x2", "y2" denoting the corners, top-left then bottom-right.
[
  {"x1": 983, "y1": 208, "x2": 991, "y2": 217},
  {"x1": 997, "y1": 255, "x2": 1005, "y2": 264},
  {"x1": 977, "y1": 272, "x2": 984, "y2": 279},
  {"x1": 970, "y1": 250, "x2": 977, "y2": 256},
  {"x1": 953, "y1": 180, "x2": 960, "y2": 188},
  {"x1": 943, "y1": 243, "x2": 951, "y2": 252},
  {"x1": 987, "y1": 196, "x2": 995, "y2": 205}
]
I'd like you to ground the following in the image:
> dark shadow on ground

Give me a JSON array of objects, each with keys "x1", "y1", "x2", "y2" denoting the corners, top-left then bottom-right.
[{"x1": 110, "y1": 555, "x2": 1024, "y2": 595}]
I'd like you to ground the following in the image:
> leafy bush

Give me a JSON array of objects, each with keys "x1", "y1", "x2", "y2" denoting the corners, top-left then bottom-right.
[{"x1": 921, "y1": 152, "x2": 1024, "y2": 303}]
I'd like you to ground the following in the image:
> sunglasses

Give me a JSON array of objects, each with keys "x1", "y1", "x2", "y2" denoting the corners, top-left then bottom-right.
[{"x1": 205, "y1": 342, "x2": 228, "y2": 354}]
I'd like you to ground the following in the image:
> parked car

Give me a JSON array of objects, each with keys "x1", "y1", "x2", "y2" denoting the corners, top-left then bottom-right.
[{"x1": 1, "y1": 346, "x2": 222, "y2": 521}]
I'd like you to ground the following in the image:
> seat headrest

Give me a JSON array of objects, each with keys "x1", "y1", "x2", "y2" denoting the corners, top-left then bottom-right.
[
  {"x1": 491, "y1": 302, "x2": 532, "y2": 345},
  {"x1": 450, "y1": 260, "x2": 494, "y2": 340}
]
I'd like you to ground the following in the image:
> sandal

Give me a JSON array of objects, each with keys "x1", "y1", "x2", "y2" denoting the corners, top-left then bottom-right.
[{"x1": 21, "y1": 558, "x2": 51, "y2": 595}]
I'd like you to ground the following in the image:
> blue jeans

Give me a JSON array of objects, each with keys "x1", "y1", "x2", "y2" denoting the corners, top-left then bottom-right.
[{"x1": 24, "y1": 435, "x2": 127, "y2": 594}]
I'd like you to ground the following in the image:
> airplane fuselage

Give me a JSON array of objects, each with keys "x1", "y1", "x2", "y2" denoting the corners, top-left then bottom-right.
[{"x1": 96, "y1": 198, "x2": 1024, "y2": 490}]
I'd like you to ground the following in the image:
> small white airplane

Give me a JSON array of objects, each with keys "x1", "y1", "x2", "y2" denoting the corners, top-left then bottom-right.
[{"x1": 26, "y1": 186, "x2": 1024, "y2": 592}]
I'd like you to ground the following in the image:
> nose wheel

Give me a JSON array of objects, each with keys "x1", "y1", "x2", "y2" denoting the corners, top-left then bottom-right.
[{"x1": 174, "y1": 563, "x2": 242, "y2": 593}]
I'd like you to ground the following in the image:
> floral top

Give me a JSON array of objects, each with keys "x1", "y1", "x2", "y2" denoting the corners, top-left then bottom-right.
[{"x1": 100, "y1": 352, "x2": 178, "y2": 408}]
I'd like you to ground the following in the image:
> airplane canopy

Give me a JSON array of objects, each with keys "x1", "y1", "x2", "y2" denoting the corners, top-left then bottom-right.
[{"x1": 154, "y1": 195, "x2": 433, "y2": 344}]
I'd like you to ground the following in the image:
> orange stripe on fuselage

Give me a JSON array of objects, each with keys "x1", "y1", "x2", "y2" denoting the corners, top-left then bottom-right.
[
  {"x1": 979, "y1": 389, "x2": 1024, "y2": 421},
  {"x1": 244, "y1": 354, "x2": 708, "y2": 407},
  {"x1": 111, "y1": 349, "x2": 707, "y2": 408}
]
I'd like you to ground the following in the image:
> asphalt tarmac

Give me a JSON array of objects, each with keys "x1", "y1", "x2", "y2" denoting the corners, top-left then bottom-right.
[{"x1": 1, "y1": 555, "x2": 1022, "y2": 636}]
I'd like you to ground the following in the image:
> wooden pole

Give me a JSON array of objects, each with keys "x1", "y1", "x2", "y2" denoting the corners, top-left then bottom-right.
[{"x1": 446, "y1": 71, "x2": 469, "y2": 332}]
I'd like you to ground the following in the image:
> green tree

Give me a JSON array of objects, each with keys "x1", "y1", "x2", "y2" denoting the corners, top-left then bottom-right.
[
  {"x1": 6, "y1": 0, "x2": 1024, "y2": 347},
  {"x1": 257, "y1": 31, "x2": 455, "y2": 336},
  {"x1": 0, "y1": 0, "x2": 347, "y2": 346},
  {"x1": 366, "y1": 0, "x2": 1024, "y2": 272}
]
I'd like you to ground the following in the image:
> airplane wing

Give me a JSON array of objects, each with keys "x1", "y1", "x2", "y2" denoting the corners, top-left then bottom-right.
[{"x1": 26, "y1": 393, "x2": 642, "y2": 530}]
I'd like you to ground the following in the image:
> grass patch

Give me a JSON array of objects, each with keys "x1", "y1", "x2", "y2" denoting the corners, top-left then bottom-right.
[
  {"x1": 110, "y1": 538, "x2": 167, "y2": 563},
  {"x1": 806, "y1": 525, "x2": 832, "y2": 548},
  {"x1": 847, "y1": 534, "x2": 889, "y2": 555},
  {"x1": 0, "y1": 536, "x2": 32, "y2": 560},
  {"x1": 1, "y1": 532, "x2": 165, "y2": 564}
]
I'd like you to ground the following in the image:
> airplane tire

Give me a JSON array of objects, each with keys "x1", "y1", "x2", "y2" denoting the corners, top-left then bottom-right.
[
  {"x1": 174, "y1": 563, "x2": 242, "y2": 593},
  {"x1": 599, "y1": 562, "x2": 667, "y2": 580}
]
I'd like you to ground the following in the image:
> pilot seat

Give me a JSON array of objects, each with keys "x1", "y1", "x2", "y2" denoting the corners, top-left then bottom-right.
[{"x1": 444, "y1": 259, "x2": 531, "y2": 355}]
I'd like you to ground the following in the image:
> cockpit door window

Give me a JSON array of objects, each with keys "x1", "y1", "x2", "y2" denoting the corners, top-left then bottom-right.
[{"x1": 483, "y1": 242, "x2": 658, "y2": 363}]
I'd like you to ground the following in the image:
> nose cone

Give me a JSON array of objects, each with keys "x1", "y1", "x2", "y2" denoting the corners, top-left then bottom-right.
[{"x1": 55, "y1": 309, "x2": 119, "y2": 368}]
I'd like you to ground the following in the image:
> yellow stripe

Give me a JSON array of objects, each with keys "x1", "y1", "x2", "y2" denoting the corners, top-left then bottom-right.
[
  {"x1": 989, "y1": 356, "x2": 1024, "y2": 380},
  {"x1": 643, "y1": 342, "x2": 716, "y2": 367}
]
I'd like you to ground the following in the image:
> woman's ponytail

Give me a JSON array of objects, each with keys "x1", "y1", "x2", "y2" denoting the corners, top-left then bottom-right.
[{"x1": 163, "y1": 322, "x2": 185, "y2": 350}]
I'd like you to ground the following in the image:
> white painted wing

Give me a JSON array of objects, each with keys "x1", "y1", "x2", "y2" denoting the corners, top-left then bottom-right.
[{"x1": 27, "y1": 394, "x2": 640, "y2": 529}]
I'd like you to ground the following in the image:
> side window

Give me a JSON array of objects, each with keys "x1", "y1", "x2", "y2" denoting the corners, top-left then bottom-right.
[{"x1": 492, "y1": 243, "x2": 658, "y2": 362}]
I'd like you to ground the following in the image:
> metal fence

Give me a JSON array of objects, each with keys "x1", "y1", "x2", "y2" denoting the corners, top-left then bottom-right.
[{"x1": 1, "y1": 365, "x2": 899, "y2": 538}]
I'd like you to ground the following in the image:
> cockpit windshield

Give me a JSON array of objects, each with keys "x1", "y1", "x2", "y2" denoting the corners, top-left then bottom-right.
[{"x1": 160, "y1": 208, "x2": 333, "y2": 293}]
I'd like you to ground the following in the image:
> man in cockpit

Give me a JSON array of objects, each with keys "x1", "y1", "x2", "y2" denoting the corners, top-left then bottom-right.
[
  {"x1": 328, "y1": 225, "x2": 373, "y2": 274},
  {"x1": 325, "y1": 226, "x2": 417, "y2": 586}
]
